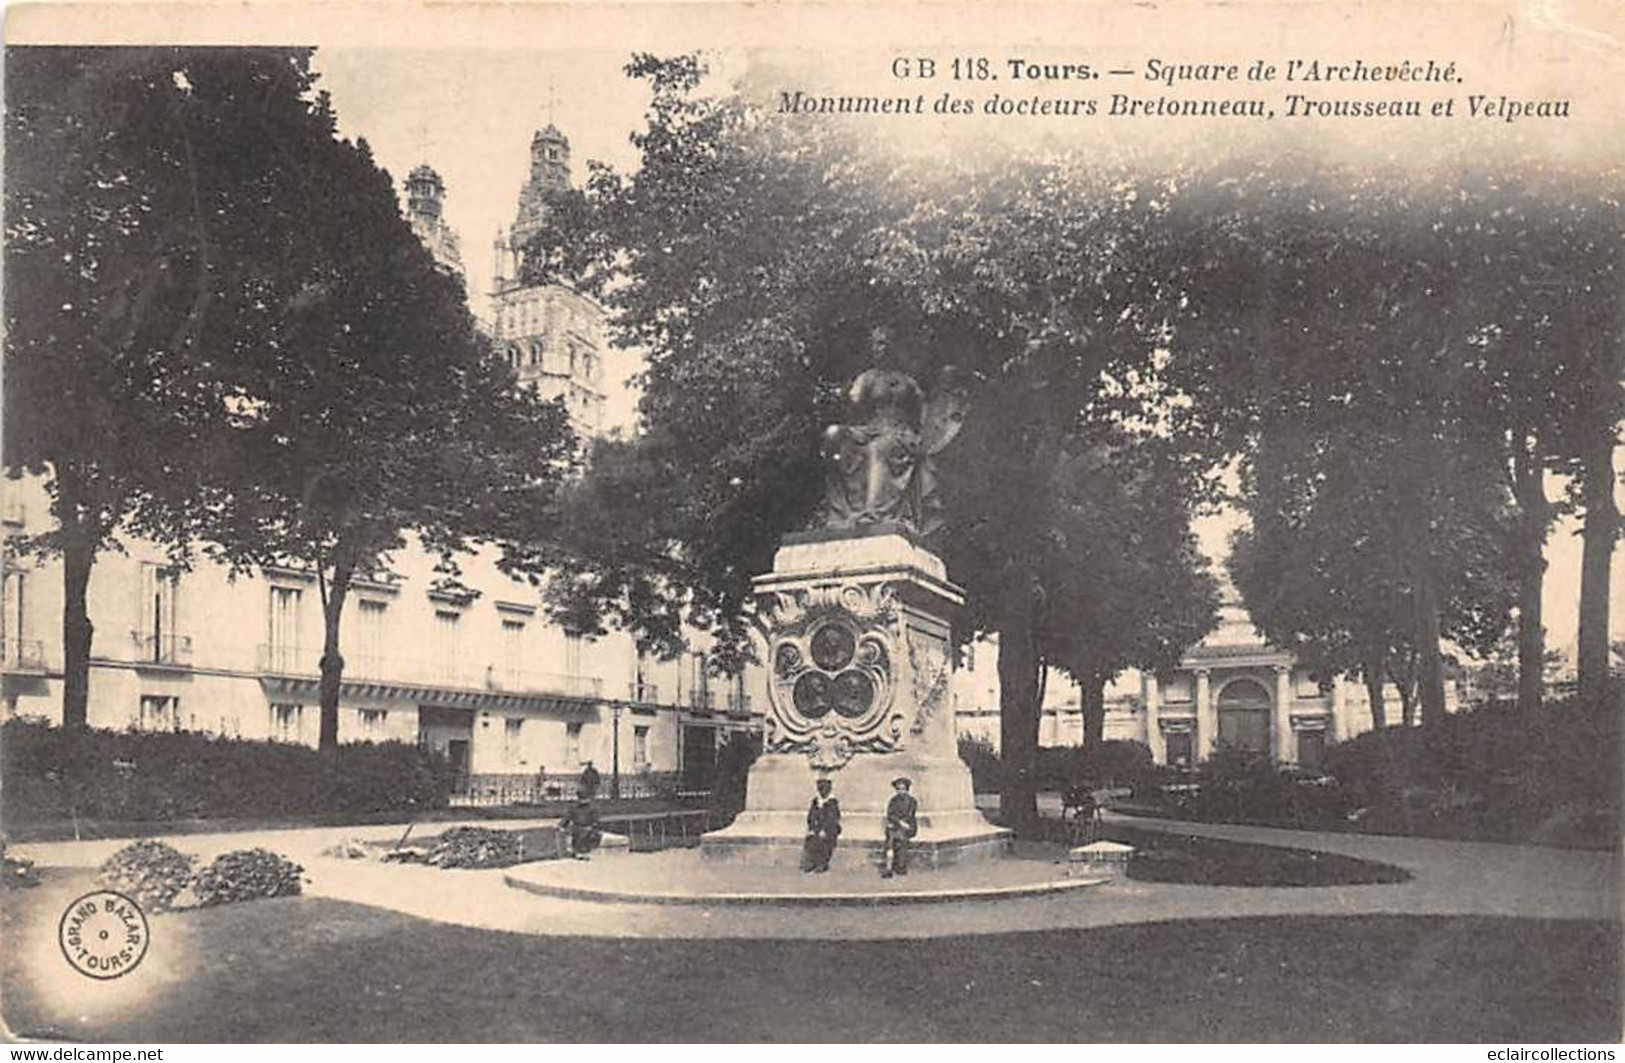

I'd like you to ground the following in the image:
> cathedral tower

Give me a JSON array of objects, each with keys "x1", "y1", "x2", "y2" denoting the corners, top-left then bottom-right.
[
  {"x1": 403, "y1": 163, "x2": 463, "y2": 275},
  {"x1": 488, "y1": 123, "x2": 606, "y2": 439}
]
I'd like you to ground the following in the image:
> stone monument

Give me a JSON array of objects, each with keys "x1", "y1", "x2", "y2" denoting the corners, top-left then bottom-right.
[{"x1": 700, "y1": 366, "x2": 1011, "y2": 869}]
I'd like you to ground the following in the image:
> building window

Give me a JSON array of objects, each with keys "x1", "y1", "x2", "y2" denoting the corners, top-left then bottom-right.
[
  {"x1": 504, "y1": 717, "x2": 524, "y2": 766},
  {"x1": 633, "y1": 650, "x2": 656, "y2": 702},
  {"x1": 1, "y1": 569, "x2": 30, "y2": 669},
  {"x1": 358, "y1": 708, "x2": 387, "y2": 741},
  {"x1": 565, "y1": 721, "x2": 582, "y2": 765},
  {"x1": 563, "y1": 631, "x2": 585, "y2": 676},
  {"x1": 353, "y1": 600, "x2": 387, "y2": 677},
  {"x1": 433, "y1": 610, "x2": 461, "y2": 683},
  {"x1": 139, "y1": 563, "x2": 180, "y2": 662},
  {"x1": 138, "y1": 695, "x2": 180, "y2": 732},
  {"x1": 690, "y1": 652, "x2": 711, "y2": 709},
  {"x1": 502, "y1": 619, "x2": 526, "y2": 674},
  {"x1": 268, "y1": 586, "x2": 301, "y2": 670},
  {"x1": 271, "y1": 703, "x2": 304, "y2": 743},
  {"x1": 633, "y1": 725, "x2": 650, "y2": 768}
]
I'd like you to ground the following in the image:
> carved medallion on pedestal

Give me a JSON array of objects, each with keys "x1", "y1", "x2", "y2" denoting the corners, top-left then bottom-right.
[{"x1": 761, "y1": 583, "x2": 904, "y2": 770}]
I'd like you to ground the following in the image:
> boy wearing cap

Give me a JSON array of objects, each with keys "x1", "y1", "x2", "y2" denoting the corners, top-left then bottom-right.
[
  {"x1": 882, "y1": 776, "x2": 919, "y2": 878},
  {"x1": 803, "y1": 777, "x2": 842, "y2": 873}
]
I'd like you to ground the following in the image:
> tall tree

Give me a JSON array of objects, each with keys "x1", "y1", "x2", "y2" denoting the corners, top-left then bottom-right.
[
  {"x1": 185, "y1": 130, "x2": 577, "y2": 753},
  {"x1": 512, "y1": 55, "x2": 1219, "y2": 827},
  {"x1": 4, "y1": 47, "x2": 348, "y2": 728},
  {"x1": 1161, "y1": 160, "x2": 1585, "y2": 724},
  {"x1": 1230, "y1": 419, "x2": 1513, "y2": 729}
]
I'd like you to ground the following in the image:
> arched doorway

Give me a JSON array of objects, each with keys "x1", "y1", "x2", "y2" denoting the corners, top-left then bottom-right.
[{"x1": 1217, "y1": 677, "x2": 1271, "y2": 755}]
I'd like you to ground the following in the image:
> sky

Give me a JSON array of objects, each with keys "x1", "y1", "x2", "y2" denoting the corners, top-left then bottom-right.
[{"x1": 304, "y1": 16, "x2": 1622, "y2": 665}]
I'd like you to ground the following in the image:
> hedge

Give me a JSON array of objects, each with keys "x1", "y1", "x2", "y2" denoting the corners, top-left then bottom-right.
[
  {"x1": 2, "y1": 718, "x2": 453, "y2": 826},
  {"x1": 1321, "y1": 689, "x2": 1621, "y2": 848},
  {"x1": 957, "y1": 735, "x2": 1155, "y2": 793}
]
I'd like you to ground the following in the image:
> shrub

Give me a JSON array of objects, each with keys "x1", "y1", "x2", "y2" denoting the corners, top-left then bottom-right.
[
  {"x1": 191, "y1": 848, "x2": 304, "y2": 906},
  {"x1": 1183, "y1": 747, "x2": 1353, "y2": 829},
  {"x1": 1, "y1": 718, "x2": 454, "y2": 827},
  {"x1": 710, "y1": 731, "x2": 762, "y2": 820},
  {"x1": 97, "y1": 840, "x2": 195, "y2": 911},
  {"x1": 958, "y1": 736, "x2": 1154, "y2": 793},
  {"x1": 425, "y1": 826, "x2": 522, "y2": 869},
  {"x1": 1322, "y1": 690, "x2": 1621, "y2": 847},
  {"x1": 958, "y1": 734, "x2": 1001, "y2": 793},
  {"x1": 1036, "y1": 741, "x2": 1155, "y2": 790}
]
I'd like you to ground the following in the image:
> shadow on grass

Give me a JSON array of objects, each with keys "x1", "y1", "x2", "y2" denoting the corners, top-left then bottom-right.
[
  {"x1": 1012, "y1": 818, "x2": 1411, "y2": 886},
  {"x1": 3, "y1": 873, "x2": 1615, "y2": 1042},
  {"x1": 1104, "y1": 825, "x2": 1412, "y2": 887}
]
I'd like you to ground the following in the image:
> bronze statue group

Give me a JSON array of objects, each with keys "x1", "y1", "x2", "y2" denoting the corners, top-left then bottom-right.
[{"x1": 802, "y1": 775, "x2": 919, "y2": 877}]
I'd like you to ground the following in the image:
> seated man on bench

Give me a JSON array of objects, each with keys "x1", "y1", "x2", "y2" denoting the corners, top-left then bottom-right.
[{"x1": 559, "y1": 789, "x2": 602, "y2": 859}]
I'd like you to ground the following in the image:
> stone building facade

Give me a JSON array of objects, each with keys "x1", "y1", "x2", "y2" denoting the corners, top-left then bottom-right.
[
  {"x1": 0, "y1": 124, "x2": 763, "y2": 794},
  {"x1": 954, "y1": 588, "x2": 1457, "y2": 769}
]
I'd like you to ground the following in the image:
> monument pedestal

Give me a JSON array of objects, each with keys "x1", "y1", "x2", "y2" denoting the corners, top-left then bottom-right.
[{"x1": 701, "y1": 528, "x2": 1009, "y2": 869}]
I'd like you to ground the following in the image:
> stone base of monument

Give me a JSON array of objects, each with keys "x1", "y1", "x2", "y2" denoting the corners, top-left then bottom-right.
[
  {"x1": 503, "y1": 848, "x2": 1107, "y2": 907},
  {"x1": 699, "y1": 817, "x2": 1011, "y2": 871},
  {"x1": 700, "y1": 752, "x2": 1011, "y2": 870}
]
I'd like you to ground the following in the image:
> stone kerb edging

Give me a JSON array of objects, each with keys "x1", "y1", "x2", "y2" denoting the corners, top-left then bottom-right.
[{"x1": 502, "y1": 865, "x2": 1108, "y2": 907}]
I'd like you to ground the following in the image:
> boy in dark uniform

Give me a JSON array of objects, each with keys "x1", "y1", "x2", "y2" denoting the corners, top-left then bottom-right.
[
  {"x1": 802, "y1": 777, "x2": 841, "y2": 873},
  {"x1": 882, "y1": 776, "x2": 919, "y2": 878}
]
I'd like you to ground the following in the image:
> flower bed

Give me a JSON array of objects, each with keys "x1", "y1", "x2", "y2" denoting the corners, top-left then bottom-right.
[{"x1": 191, "y1": 849, "x2": 305, "y2": 906}]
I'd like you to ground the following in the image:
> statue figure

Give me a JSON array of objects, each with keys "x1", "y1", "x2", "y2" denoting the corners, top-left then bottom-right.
[{"x1": 818, "y1": 365, "x2": 967, "y2": 536}]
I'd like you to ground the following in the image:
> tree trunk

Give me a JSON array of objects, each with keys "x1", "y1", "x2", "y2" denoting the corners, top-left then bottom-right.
[
  {"x1": 1412, "y1": 565, "x2": 1447, "y2": 725},
  {"x1": 1577, "y1": 421, "x2": 1617, "y2": 701},
  {"x1": 60, "y1": 523, "x2": 96, "y2": 731},
  {"x1": 996, "y1": 586, "x2": 1042, "y2": 831},
  {"x1": 317, "y1": 551, "x2": 356, "y2": 754},
  {"x1": 1080, "y1": 669, "x2": 1107, "y2": 748},
  {"x1": 1361, "y1": 651, "x2": 1387, "y2": 731},
  {"x1": 1512, "y1": 445, "x2": 1549, "y2": 712}
]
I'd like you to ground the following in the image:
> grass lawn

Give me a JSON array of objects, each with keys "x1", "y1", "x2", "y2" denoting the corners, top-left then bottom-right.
[
  {"x1": 3, "y1": 872, "x2": 1615, "y2": 1042},
  {"x1": 1100, "y1": 825, "x2": 1412, "y2": 887}
]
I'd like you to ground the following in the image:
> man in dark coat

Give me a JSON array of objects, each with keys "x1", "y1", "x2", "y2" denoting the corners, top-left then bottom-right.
[
  {"x1": 802, "y1": 777, "x2": 841, "y2": 873},
  {"x1": 579, "y1": 761, "x2": 602, "y2": 799},
  {"x1": 559, "y1": 790, "x2": 601, "y2": 859},
  {"x1": 882, "y1": 776, "x2": 919, "y2": 877}
]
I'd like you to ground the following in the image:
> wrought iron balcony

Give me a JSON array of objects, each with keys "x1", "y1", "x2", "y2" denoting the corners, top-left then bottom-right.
[
  {"x1": 1, "y1": 638, "x2": 46, "y2": 673},
  {"x1": 486, "y1": 666, "x2": 602, "y2": 699},
  {"x1": 688, "y1": 687, "x2": 716, "y2": 711},
  {"x1": 628, "y1": 680, "x2": 661, "y2": 704},
  {"x1": 258, "y1": 643, "x2": 315, "y2": 677},
  {"x1": 132, "y1": 631, "x2": 192, "y2": 667},
  {"x1": 726, "y1": 691, "x2": 753, "y2": 715}
]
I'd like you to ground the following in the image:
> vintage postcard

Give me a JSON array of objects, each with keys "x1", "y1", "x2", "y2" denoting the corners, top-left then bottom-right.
[{"x1": 2, "y1": 0, "x2": 1621, "y2": 1048}]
